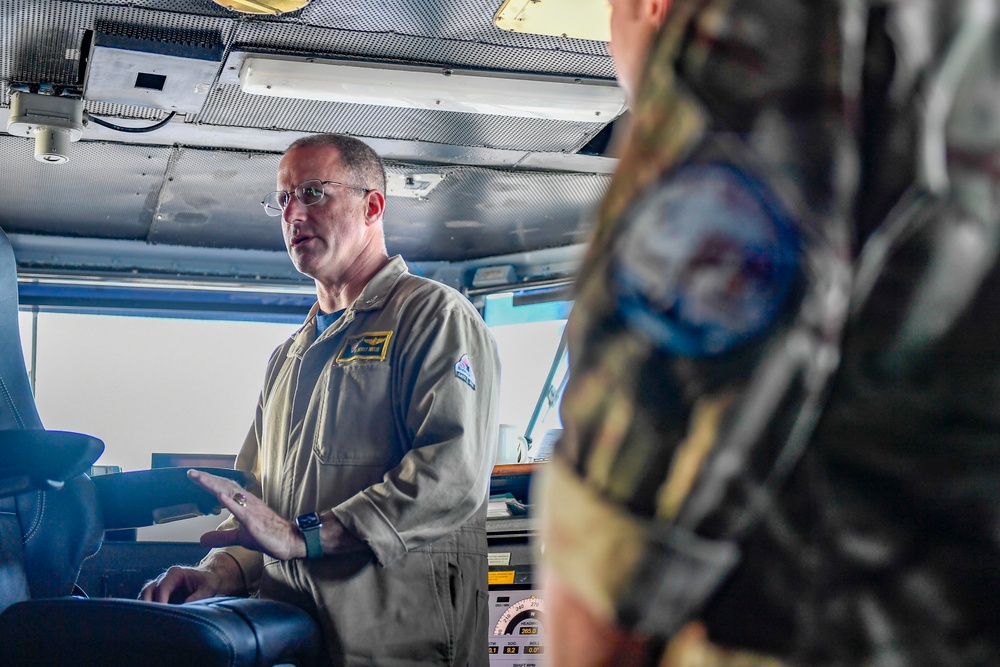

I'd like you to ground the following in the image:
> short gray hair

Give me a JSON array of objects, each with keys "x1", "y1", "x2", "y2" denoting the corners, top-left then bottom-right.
[{"x1": 286, "y1": 134, "x2": 387, "y2": 194}]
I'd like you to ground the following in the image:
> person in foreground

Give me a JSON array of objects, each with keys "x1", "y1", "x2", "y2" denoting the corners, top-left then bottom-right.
[
  {"x1": 539, "y1": 0, "x2": 1000, "y2": 665},
  {"x1": 141, "y1": 133, "x2": 500, "y2": 667}
]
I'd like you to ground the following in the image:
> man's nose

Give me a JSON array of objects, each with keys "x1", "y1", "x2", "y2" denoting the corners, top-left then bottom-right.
[{"x1": 281, "y1": 195, "x2": 306, "y2": 225}]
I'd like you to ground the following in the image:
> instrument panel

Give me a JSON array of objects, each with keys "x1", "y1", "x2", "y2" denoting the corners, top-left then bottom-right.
[{"x1": 488, "y1": 588, "x2": 544, "y2": 666}]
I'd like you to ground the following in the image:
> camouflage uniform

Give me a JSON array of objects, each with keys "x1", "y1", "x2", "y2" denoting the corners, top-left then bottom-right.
[{"x1": 540, "y1": 1, "x2": 1000, "y2": 665}]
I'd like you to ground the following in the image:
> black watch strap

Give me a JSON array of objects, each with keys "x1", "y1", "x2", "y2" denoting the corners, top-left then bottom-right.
[{"x1": 295, "y1": 512, "x2": 323, "y2": 559}]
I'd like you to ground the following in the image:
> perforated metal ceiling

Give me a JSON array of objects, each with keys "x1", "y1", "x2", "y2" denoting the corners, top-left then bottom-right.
[
  {"x1": 0, "y1": 136, "x2": 171, "y2": 240},
  {"x1": 0, "y1": 0, "x2": 620, "y2": 286},
  {"x1": 0, "y1": 136, "x2": 610, "y2": 263}
]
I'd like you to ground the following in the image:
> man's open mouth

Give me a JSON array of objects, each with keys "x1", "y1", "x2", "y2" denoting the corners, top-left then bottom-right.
[{"x1": 290, "y1": 233, "x2": 312, "y2": 248}]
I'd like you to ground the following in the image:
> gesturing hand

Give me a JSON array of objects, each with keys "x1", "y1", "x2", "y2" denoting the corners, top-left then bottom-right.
[{"x1": 188, "y1": 469, "x2": 306, "y2": 561}]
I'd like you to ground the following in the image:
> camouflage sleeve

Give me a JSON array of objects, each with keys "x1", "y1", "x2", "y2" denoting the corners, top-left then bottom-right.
[
  {"x1": 538, "y1": 0, "x2": 854, "y2": 639},
  {"x1": 539, "y1": 157, "x2": 806, "y2": 636}
]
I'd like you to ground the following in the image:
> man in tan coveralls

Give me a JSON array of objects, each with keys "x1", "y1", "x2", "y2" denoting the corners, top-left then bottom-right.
[{"x1": 142, "y1": 133, "x2": 500, "y2": 667}]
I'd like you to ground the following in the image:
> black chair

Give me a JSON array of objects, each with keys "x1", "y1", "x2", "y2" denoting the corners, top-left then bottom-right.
[{"x1": 0, "y1": 225, "x2": 323, "y2": 666}]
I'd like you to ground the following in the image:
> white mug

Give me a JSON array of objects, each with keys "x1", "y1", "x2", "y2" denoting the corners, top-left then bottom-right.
[{"x1": 496, "y1": 424, "x2": 528, "y2": 465}]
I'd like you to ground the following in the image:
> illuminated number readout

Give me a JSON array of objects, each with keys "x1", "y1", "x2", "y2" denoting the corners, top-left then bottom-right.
[
  {"x1": 493, "y1": 596, "x2": 544, "y2": 636},
  {"x1": 490, "y1": 592, "x2": 545, "y2": 661}
]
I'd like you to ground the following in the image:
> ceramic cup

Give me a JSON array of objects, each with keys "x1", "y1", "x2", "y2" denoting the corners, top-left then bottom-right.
[{"x1": 496, "y1": 424, "x2": 528, "y2": 465}]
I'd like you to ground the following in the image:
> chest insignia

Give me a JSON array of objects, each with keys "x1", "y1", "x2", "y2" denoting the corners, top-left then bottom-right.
[{"x1": 336, "y1": 331, "x2": 393, "y2": 364}]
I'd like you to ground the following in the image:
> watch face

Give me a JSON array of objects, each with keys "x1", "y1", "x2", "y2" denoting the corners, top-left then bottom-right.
[{"x1": 297, "y1": 512, "x2": 321, "y2": 530}]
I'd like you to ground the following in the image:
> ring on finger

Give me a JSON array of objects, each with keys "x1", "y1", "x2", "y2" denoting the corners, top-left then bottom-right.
[{"x1": 233, "y1": 492, "x2": 247, "y2": 507}]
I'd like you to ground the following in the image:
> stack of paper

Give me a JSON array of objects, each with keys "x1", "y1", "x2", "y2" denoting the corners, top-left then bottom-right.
[{"x1": 488, "y1": 493, "x2": 515, "y2": 518}]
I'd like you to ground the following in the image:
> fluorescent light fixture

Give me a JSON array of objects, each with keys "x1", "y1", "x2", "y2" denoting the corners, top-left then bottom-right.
[{"x1": 237, "y1": 55, "x2": 627, "y2": 123}]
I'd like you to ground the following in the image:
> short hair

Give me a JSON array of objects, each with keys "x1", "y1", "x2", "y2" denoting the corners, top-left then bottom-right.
[{"x1": 286, "y1": 134, "x2": 387, "y2": 194}]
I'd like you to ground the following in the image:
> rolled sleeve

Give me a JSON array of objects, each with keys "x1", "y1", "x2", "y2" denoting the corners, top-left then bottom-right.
[
  {"x1": 538, "y1": 459, "x2": 649, "y2": 623},
  {"x1": 539, "y1": 459, "x2": 740, "y2": 637}
]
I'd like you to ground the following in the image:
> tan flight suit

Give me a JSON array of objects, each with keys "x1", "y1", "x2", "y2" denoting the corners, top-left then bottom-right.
[{"x1": 209, "y1": 256, "x2": 500, "y2": 667}]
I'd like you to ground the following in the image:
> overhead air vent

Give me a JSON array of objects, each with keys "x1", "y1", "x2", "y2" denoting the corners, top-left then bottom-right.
[{"x1": 82, "y1": 31, "x2": 224, "y2": 114}]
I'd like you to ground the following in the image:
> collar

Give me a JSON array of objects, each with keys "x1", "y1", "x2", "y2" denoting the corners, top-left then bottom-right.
[
  {"x1": 351, "y1": 255, "x2": 408, "y2": 313},
  {"x1": 288, "y1": 256, "x2": 409, "y2": 357}
]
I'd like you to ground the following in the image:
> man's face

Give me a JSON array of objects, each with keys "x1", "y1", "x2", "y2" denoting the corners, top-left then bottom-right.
[
  {"x1": 276, "y1": 144, "x2": 375, "y2": 287},
  {"x1": 608, "y1": 0, "x2": 663, "y2": 103}
]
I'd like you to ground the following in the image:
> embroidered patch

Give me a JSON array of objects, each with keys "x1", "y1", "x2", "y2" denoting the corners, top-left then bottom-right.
[
  {"x1": 454, "y1": 354, "x2": 477, "y2": 390},
  {"x1": 612, "y1": 163, "x2": 800, "y2": 357},
  {"x1": 336, "y1": 331, "x2": 393, "y2": 364}
]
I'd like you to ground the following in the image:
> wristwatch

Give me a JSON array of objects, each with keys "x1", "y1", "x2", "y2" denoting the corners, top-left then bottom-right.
[{"x1": 295, "y1": 512, "x2": 323, "y2": 559}]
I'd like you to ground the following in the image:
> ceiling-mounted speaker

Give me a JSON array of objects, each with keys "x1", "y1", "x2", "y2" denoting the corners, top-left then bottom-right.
[{"x1": 82, "y1": 31, "x2": 224, "y2": 114}]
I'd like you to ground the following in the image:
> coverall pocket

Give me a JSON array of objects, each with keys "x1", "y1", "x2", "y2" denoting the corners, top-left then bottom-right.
[{"x1": 313, "y1": 362, "x2": 394, "y2": 466}]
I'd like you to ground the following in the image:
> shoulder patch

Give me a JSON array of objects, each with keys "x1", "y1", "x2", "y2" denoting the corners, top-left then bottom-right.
[
  {"x1": 336, "y1": 331, "x2": 393, "y2": 364},
  {"x1": 454, "y1": 354, "x2": 477, "y2": 390},
  {"x1": 612, "y1": 163, "x2": 800, "y2": 357}
]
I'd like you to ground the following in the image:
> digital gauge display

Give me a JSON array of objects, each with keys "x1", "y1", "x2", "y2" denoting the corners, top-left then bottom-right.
[{"x1": 488, "y1": 589, "x2": 544, "y2": 666}]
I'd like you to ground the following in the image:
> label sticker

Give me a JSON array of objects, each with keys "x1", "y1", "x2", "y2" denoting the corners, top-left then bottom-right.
[
  {"x1": 489, "y1": 552, "x2": 512, "y2": 567},
  {"x1": 488, "y1": 570, "x2": 516, "y2": 586}
]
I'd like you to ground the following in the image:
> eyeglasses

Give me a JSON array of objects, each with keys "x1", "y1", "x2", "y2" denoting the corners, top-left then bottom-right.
[{"x1": 261, "y1": 179, "x2": 372, "y2": 217}]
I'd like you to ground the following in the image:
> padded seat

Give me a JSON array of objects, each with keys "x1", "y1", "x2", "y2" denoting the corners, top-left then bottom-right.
[
  {"x1": 0, "y1": 596, "x2": 323, "y2": 667},
  {"x1": 0, "y1": 224, "x2": 325, "y2": 665}
]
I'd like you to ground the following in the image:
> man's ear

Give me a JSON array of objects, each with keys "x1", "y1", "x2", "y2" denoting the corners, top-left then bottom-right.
[
  {"x1": 649, "y1": 0, "x2": 670, "y2": 25},
  {"x1": 363, "y1": 189, "x2": 386, "y2": 226}
]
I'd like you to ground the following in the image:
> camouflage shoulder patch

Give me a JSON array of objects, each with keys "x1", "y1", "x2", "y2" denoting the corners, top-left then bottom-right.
[{"x1": 612, "y1": 163, "x2": 800, "y2": 357}]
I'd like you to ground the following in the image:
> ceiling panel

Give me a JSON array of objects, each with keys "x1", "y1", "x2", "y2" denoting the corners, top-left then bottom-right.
[
  {"x1": 382, "y1": 166, "x2": 607, "y2": 262},
  {"x1": 61, "y1": 142, "x2": 610, "y2": 264},
  {"x1": 0, "y1": 135, "x2": 171, "y2": 240},
  {"x1": 147, "y1": 146, "x2": 283, "y2": 250},
  {"x1": 300, "y1": 0, "x2": 610, "y2": 57}
]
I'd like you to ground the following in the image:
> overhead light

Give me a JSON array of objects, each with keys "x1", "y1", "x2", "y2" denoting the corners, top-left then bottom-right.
[
  {"x1": 7, "y1": 91, "x2": 84, "y2": 164},
  {"x1": 213, "y1": 0, "x2": 310, "y2": 14},
  {"x1": 235, "y1": 54, "x2": 627, "y2": 123},
  {"x1": 495, "y1": 0, "x2": 612, "y2": 42}
]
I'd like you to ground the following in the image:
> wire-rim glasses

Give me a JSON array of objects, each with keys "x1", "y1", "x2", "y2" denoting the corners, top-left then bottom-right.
[{"x1": 261, "y1": 179, "x2": 372, "y2": 217}]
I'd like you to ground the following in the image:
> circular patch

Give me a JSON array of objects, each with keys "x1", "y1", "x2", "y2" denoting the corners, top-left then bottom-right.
[{"x1": 612, "y1": 163, "x2": 800, "y2": 357}]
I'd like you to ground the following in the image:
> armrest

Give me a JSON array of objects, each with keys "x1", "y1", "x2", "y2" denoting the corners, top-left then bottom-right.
[
  {"x1": 0, "y1": 429, "x2": 104, "y2": 498},
  {"x1": 90, "y1": 467, "x2": 251, "y2": 530}
]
